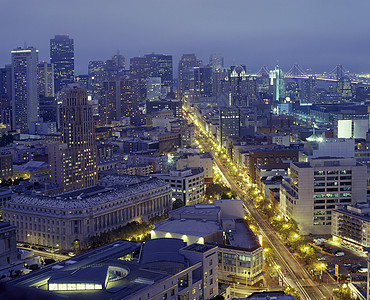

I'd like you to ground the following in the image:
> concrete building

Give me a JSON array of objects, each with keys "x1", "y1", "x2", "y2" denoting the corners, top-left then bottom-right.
[
  {"x1": 280, "y1": 157, "x2": 367, "y2": 234},
  {"x1": 332, "y1": 202, "x2": 370, "y2": 253},
  {"x1": 219, "y1": 107, "x2": 240, "y2": 148},
  {"x1": 152, "y1": 168, "x2": 204, "y2": 206},
  {"x1": 152, "y1": 200, "x2": 264, "y2": 286},
  {"x1": 50, "y1": 35, "x2": 74, "y2": 93},
  {"x1": 0, "y1": 222, "x2": 17, "y2": 273},
  {"x1": 0, "y1": 149, "x2": 13, "y2": 182},
  {"x1": 3, "y1": 175, "x2": 172, "y2": 249},
  {"x1": 37, "y1": 62, "x2": 54, "y2": 97},
  {"x1": 13, "y1": 160, "x2": 49, "y2": 180},
  {"x1": 49, "y1": 86, "x2": 98, "y2": 192},
  {"x1": 11, "y1": 47, "x2": 39, "y2": 132},
  {"x1": 4, "y1": 239, "x2": 219, "y2": 300},
  {"x1": 176, "y1": 152, "x2": 213, "y2": 184}
]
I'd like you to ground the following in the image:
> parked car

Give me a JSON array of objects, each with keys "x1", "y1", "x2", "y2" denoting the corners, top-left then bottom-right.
[
  {"x1": 68, "y1": 252, "x2": 76, "y2": 257},
  {"x1": 335, "y1": 252, "x2": 344, "y2": 257}
]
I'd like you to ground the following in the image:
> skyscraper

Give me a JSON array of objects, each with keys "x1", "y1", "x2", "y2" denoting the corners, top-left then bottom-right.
[
  {"x1": 130, "y1": 57, "x2": 149, "y2": 102},
  {"x1": 49, "y1": 86, "x2": 97, "y2": 192},
  {"x1": 50, "y1": 35, "x2": 74, "y2": 93},
  {"x1": 37, "y1": 62, "x2": 54, "y2": 97},
  {"x1": 88, "y1": 60, "x2": 104, "y2": 99},
  {"x1": 269, "y1": 66, "x2": 286, "y2": 101},
  {"x1": 193, "y1": 66, "x2": 212, "y2": 98},
  {"x1": 146, "y1": 77, "x2": 162, "y2": 101},
  {"x1": 144, "y1": 53, "x2": 173, "y2": 90},
  {"x1": 209, "y1": 54, "x2": 224, "y2": 71},
  {"x1": 11, "y1": 47, "x2": 39, "y2": 132},
  {"x1": 177, "y1": 54, "x2": 198, "y2": 100},
  {"x1": 301, "y1": 76, "x2": 317, "y2": 103},
  {"x1": 219, "y1": 107, "x2": 240, "y2": 147}
]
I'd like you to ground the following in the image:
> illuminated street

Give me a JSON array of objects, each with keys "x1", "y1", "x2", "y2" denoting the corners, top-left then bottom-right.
[{"x1": 189, "y1": 112, "x2": 338, "y2": 299}]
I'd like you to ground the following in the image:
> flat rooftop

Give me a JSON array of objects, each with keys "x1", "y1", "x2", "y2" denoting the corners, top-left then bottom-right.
[
  {"x1": 7, "y1": 175, "x2": 169, "y2": 210},
  {"x1": 5, "y1": 239, "x2": 194, "y2": 300},
  {"x1": 154, "y1": 219, "x2": 222, "y2": 237}
]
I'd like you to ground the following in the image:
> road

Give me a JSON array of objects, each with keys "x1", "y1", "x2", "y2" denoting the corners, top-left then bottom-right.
[
  {"x1": 19, "y1": 247, "x2": 70, "y2": 261},
  {"x1": 195, "y1": 131, "x2": 335, "y2": 299}
]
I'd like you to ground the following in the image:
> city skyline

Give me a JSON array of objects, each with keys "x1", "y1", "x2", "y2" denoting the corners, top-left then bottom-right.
[{"x1": 0, "y1": 0, "x2": 369, "y2": 75}]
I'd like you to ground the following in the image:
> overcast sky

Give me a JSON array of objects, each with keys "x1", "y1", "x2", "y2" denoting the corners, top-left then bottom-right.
[{"x1": 1, "y1": 0, "x2": 369, "y2": 75}]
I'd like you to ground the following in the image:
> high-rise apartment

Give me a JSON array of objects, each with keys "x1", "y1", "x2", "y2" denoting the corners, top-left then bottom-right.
[
  {"x1": 49, "y1": 86, "x2": 97, "y2": 192},
  {"x1": 11, "y1": 47, "x2": 39, "y2": 132},
  {"x1": 50, "y1": 35, "x2": 74, "y2": 93}
]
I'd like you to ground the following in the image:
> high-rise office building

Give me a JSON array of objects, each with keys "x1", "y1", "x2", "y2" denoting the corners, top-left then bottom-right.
[
  {"x1": 193, "y1": 66, "x2": 213, "y2": 98},
  {"x1": 177, "y1": 54, "x2": 198, "y2": 100},
  {"x1": 146, "y1": 77, "x2": 162, "y2": 101},
  {"x1": 11, "y1": 47, "x2": 39, "y2": 132},
  {"x1": 112, "y1": 52, "x2": 125, "y2": 73},
  {"x1": 49, "y1": 86, "x2": 97, "y2": 192},
  {"x1": 99, "y1": 78, "x2": 140, "y2": 125},
  {"x1": 130, "y1": 57, "x2": 149, "y2": 102},
  {"x1": 219, "y1": 107, "x2": 240, "y2": 147},
  {"x1": 144, "y1": 53, "x2": 173, "y2": 89},
  {"x1": 37, "y1": 62, "x2": 54, "y2": 97},
  {"x1": 88, "y1": 60, "x2": 104, "y2": 99},
  {"x1": 0, "y1": 65, "x2": 12, "y2": 100},
  {"x1": 269, "y1": 66, "x2": 286, "y2": 101},
  {"x1": 337, "y1": 77, "x2": 353, "y2": 102},
  {"x1": 280, "y1": 157, "x2": 367, "y2": 234},
  {"x1": 301, "y1": 76, "x2": 317, "y2": 103},
  {"x1": 209, "y1": 54, "x2": 224, "y2": 71},
  {"x1": 50, "y1": 35, "x2": 74, "y2": 93}
]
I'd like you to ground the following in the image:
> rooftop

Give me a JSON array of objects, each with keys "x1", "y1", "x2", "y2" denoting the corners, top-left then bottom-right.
[
  {"x1": 6, "y1": 175, "x2": 169, "y2": 210},
  {"x1": 154, "y1": 219, "x2": 222, "y2": 237}
]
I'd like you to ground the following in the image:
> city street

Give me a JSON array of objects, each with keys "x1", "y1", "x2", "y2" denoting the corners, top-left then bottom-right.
[{"x1": 194, "y1": 129, "x2": 337, "y2": 300}]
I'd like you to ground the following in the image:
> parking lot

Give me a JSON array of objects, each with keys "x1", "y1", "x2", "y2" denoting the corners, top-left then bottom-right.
[{"x1": 308, "y1": 236, "x2": 367, "y2": 281}]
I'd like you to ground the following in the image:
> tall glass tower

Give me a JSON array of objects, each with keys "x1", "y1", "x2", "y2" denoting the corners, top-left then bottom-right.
[
  {"x1": 50, "y1": 35, "x2": 74, "y2": 93},
  {"x1": 11, "y1": 47, "x2": 39, "y2": 132}
]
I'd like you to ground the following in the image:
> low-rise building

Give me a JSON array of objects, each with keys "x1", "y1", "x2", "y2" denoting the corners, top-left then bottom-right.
[
  {"x1": 152, "y1": 200, "x2": 264, "y2": 286},
  {"x1": 176, "y1": 152, "x2": 213, "y2": 184},
  {"x1": 0, "y1": 221, "x2": 20, "y2": 277},
  {"x1": 4, "y1": 239, "x2": 219, "y2": 300},
  {"x1": 332, "y1": 202, "x2": 370, "y2": 253},
  {"x1": 152, "y1": 168, "x2": 204, "y2": 206},
  {"x1": 13, "y1": 160, "x2": 49, "y2": 180},
  {"x1": 3, "y1": 175, "x2": 172, "y2": 249}
]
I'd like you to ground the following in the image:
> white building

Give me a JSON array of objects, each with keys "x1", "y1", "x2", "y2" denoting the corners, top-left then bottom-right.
[
  {"x1": 3, "y1": 175, "x2": 172, "y2": 249},
  {"x1": 336, "y1": 119, "x2": 369, "y2": 139},
  {"x1": 280, "y1": 157, "x2": 367, "y2": 234},
  {"x1": 152, "y1": 168, "x2": 204, "y2": 206},
  {"x1": 332, "y1": 202, "x2": 370, "y2": 253},
  {"x1": 176, "y1": 152, "x2": 213, "y2": 184},
  {"x1": 152, "y1": 200, "x2": 264, "y2": 286}
]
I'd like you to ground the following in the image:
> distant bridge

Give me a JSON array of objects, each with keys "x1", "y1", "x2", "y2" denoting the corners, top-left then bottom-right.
[{"x1": 257, "y1": 64, "x2": 366, "y2": 84}]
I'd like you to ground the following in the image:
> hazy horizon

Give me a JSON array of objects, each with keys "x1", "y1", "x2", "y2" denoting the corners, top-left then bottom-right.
[{"x1": 1, "y1": 0, "x2": 369, "y2": 75}]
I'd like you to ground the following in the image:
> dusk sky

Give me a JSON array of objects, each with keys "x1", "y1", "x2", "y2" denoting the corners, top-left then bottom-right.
[{"x1": 1, "y1": 0, "x2": 369, "y2": 75}]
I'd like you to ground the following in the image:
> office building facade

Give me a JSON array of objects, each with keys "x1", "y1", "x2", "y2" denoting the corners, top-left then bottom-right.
[
  {"x1": 49, "y1": 86, "x2": 98, "y2": 191},
  {"x1": 280, "y1": 157, "x2": 367, "y2": 234},
  {"x1": 11, "y1": 47, "x2": 39, "y2": 132},
  {"x1": 50, "y1": 35, "x2": 75, "y2": 92}
]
